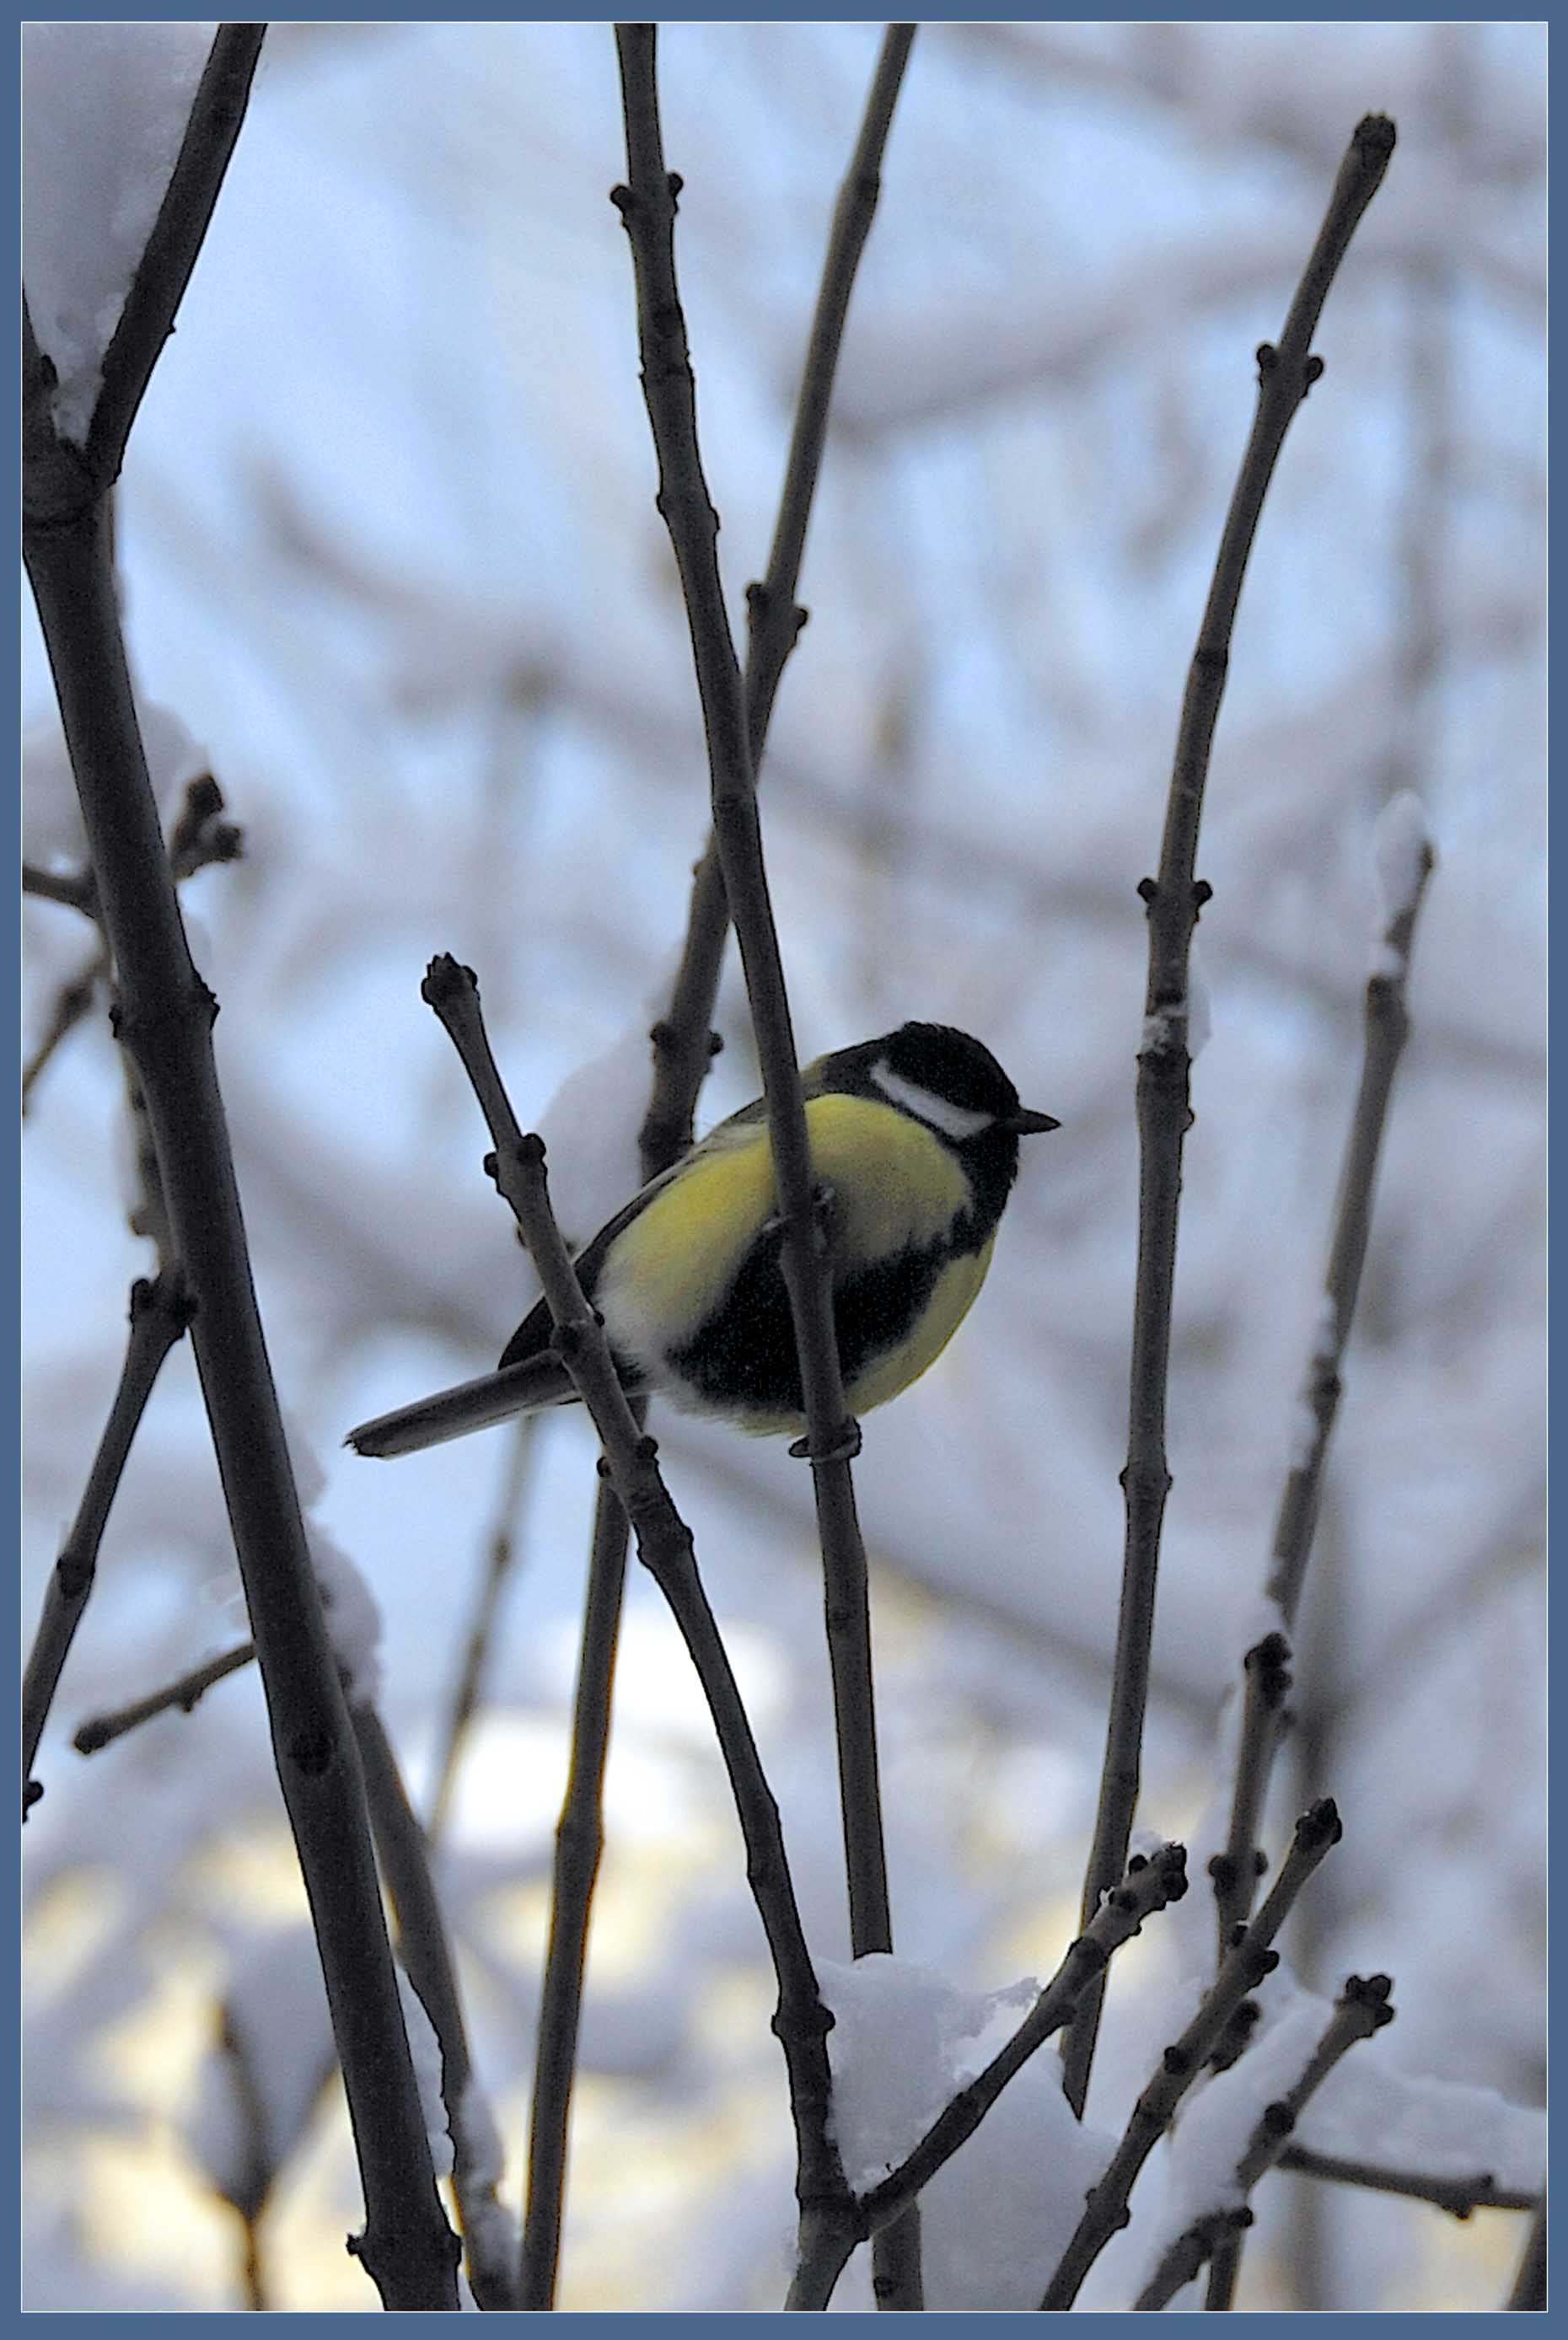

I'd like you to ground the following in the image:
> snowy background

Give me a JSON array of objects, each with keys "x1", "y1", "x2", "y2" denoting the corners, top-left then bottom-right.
[{"x1": 22, "y1": 20, "x2": 1544, "y2": 2311}]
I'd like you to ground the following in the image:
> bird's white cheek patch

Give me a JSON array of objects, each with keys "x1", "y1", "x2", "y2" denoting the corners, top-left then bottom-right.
[{"x1": 869, "y1": 1061, "x2": 995, "y2": 1141}]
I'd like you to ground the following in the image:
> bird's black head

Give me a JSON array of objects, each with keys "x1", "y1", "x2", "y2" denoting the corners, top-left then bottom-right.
[{"x1": 832, "y1": 1022, "x2": 1060, "y2": 1234}]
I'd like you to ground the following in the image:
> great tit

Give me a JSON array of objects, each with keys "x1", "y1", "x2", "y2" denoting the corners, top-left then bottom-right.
[{"x1": 347, "y1": 1021, "x2": 1058, "y2": 1458}]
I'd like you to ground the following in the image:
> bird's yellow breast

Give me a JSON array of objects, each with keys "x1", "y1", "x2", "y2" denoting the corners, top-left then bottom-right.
[
  {"x1": 597, "y1": 1091, "x2": 972, "y2": 1362},
  {"x1": 842, "y1": 1236, "x2": 996, "y2": 1415}
]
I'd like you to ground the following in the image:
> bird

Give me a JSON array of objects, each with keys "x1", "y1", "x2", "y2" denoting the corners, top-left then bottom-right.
[{"x1": 346, "y1": 1021, "x2": 1058, "y2": 1459}]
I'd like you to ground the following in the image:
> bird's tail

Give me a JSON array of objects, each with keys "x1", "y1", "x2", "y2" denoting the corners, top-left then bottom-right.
[{"x1": 346, "y1": 1354, "x2": 577, "y2": 1458}]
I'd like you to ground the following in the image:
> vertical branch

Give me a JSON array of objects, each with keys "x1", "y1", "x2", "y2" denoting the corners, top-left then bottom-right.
[
  {"x1": 23, "y1": 32, "x2": 459, "y2": 2292},
  {"x1": 353, "y1": 1705, "x2": 518, "y2": 2311},
  {"x1": 510, "y1": 42, "x2": 916, "y2": 2298},
  {"x1": 639, "y1": 23, "x2": 916, "y2": 1168},
  {"x1": 25, "y1": 502, "x2": 457, "y2": 2315},
  {"x1": 612, "y1": 30, "x2": 921, "y2": 2300},
  {"x1": 1061, "y1": 115, "x2": 1396, "y2": 2118},
  {"x1": 518, "y1": 1452, "x2": 636, "y2": 2308},
  {"x1": 1214, "y1": 826, "x2": 1435, "y2": 1965}
]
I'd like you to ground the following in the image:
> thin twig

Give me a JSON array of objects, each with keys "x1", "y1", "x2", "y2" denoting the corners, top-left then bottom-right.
[
  {"x1": 1042, "y1": 1800, "x2": 1343, "y2": 2308},
  {"x1": 23, "y1": 776, "x2": 244, "y2": 1117},
  {"x1": 23, "y1": 1274, "x2": 192, "y2": 1811},
  {"x1": 422, "y1": 953, "x2": 851, "y2": 2268},
  {"x1": 612, "y1": 28, "x2": 921, "y2": 2303},
  {"x1": 22, "y1": 936, "x2": 109, "y2": 1111},
  {"x1": 1211, "y1": 1632, "x2": 1291, "y2": 1951},
  {"x1": 166, "y1": 770, "x2": 245, "y2": 882},
  {"x1": 24, "y1": 34, "x2": 457, "y2": 2293},
  {"x1": 1215, "y1": 830, "x2": 1435, "y2": 1960},
  {"x1": 1276, "y1": 2144, "x2": 1540, "y2": 2220},
  {"x1": 1268, "y1": 845, "x2": 1436, "y2": 1630},
  {"x1": 518, "y1": 1450, "x2": 636, "y2": 2309},
  {"x1": 352, "y1": 1704, "x2": 519, "y2": 2312},
  {"x1": 1135, "y1": 1974, "x2": 1395, "y2": 2310},
  {"x1": 637, "y1": 23, "x2": 916, "y2": 1172},
  {"x1": 1062, "y1": 114, "x2": 1397, "y2": 2118},
  {"x1": 22, "y1": 861, "x2": 97, "y2": 913},
  {"x1": 1207, "y1": 835, "x2": 1433, "y2": 2308},
  {"x1": 73, "y1": 1638, "x2": 256, "y2": 1752}
]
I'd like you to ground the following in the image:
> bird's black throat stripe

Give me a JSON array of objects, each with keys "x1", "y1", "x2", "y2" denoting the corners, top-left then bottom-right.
[{"x1": 665, "y1": 1221, "x2": 973, "y2": 1420}]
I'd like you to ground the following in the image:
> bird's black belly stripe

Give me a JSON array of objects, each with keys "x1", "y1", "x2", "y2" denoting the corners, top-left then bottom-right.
[{"x1": 666, "y1": 1230, "x2": 953, "y2": 1417}]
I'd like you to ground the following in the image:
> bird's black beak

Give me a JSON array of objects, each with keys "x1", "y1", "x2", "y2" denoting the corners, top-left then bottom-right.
[{"x1": 1007, "y1": 1106, "x2": 1061, "y2": 1135}]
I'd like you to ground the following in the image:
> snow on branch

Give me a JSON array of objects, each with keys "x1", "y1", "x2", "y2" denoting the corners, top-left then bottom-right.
[
  {"x1": 1133, "y1": 1975, "x2": 1395, "y2": 2310},
  {"x1": 1371, "y1": 789, "x2": 1437, "y2": 977},
  {"x1": 23, "y1": 23, "x2": 217, "y2": 442}
]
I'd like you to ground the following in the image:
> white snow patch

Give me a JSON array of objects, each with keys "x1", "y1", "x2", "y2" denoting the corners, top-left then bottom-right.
[
  {"x1": 1310, "y1": 1290, "x2": 1339, "y2": 1362},
  {"x1": 1295, "y1": 2048, "x2": 1545, "y2": 2198},
  {"x1": 396, "y1": 1967, "x2": 454, "y2": 2179},
  {"x1": 1141, "y1": 985, "x2": 1206, "y2": 1059},
  {"x1": 309, "y1": 1527, "x2": 384, "y2": 1706},
  {"x1": 23, "y1": 23, "x2": 217, "y2": 443},
  {"x1": 819, "y1": 1952, "x2": 1114, "y2": 2310},
  {"x1": 1136, "y1": 1988, "x2": 1329, "y2": 2298},
  {"x1": 1287, "y1": 1393, "x2": 1321, "y2": 1472},
  {"x1": 23, "y1": 700, "x2": 211, "y2": 867},
  {"x1": 1370, "y1": 790, "x2": 1435, "y2": 968},
  {"x1": 534, "y1": 1013, "x2": 660, "y2": 1253},
  {"x1": 1186, "y1": 944, "x2": 1212, "y2": 1060},
  {"x1": 277, "y1": 1403, "x2": 329, "y2": 1511},
  {"x1": 452, "y1": 2078, "x2": 520, "y2": 2275}
]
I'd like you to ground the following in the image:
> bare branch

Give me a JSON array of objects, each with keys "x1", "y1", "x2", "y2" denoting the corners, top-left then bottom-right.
[
  {"x1": 1043, "y1": 1800, "x2": 1343, "y2": 2307},
  {"x1": 352, "y1": 1705, "x2": 519, "y2": 2312},
  {"x1": 852, "y1": 1845, "x2": 1189, "y2": 2246},
  {"x1": 1277, "y1": 2145, "x2": 1540, "y2": 2220},
  {"x1": 25, "y1": 105, "x2": 459, "y2": 2281},
  {"x1": 1216, "y1": 820, "x2": 1436, "y2": 1952},
  {"x1": 519, "y1": 1453, "x2": 636, "y2": 2309},
  {"x1": 636, "y1": 22, "x2": 916, "y2": 1171},
  {"x1": 422, "y1": 952, "x2": 851, "y2": 2267},
  {"x1": 427, "y1": 1419, "x2": 537, "y2": 1844},
  {"x1": 23, "y1": 1274, "x2": 191, "y2": 1811},
  {"x1": 611, "y1": 25, "x2": 920, "y2": 2299},
  {"x1": 1062, "y1": 113, "x2": 1397, "y2": 2116},
  {"x1": 22, "y1": 937, "x2": 110, "y2": 1113},
  {"x1": 73, "y1": 1638, "x2": 256, "y2": 1752},
  {"x1": 22, "y1": 861, "x2": 97, "y2": 914}
]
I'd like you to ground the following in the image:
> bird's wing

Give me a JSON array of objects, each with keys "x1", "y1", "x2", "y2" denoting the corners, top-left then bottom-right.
[
  {"x1": 353, "y1": 1076, "x2": 818, "y2": 1455},
  {"x1": 497, "y1": 1092, "x2": 773, "y2": 1370}
]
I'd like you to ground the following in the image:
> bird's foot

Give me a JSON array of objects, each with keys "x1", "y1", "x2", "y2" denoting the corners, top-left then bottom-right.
[{"x1": 788, "y1": 1416, "x2": 862, "y2": 1465}]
